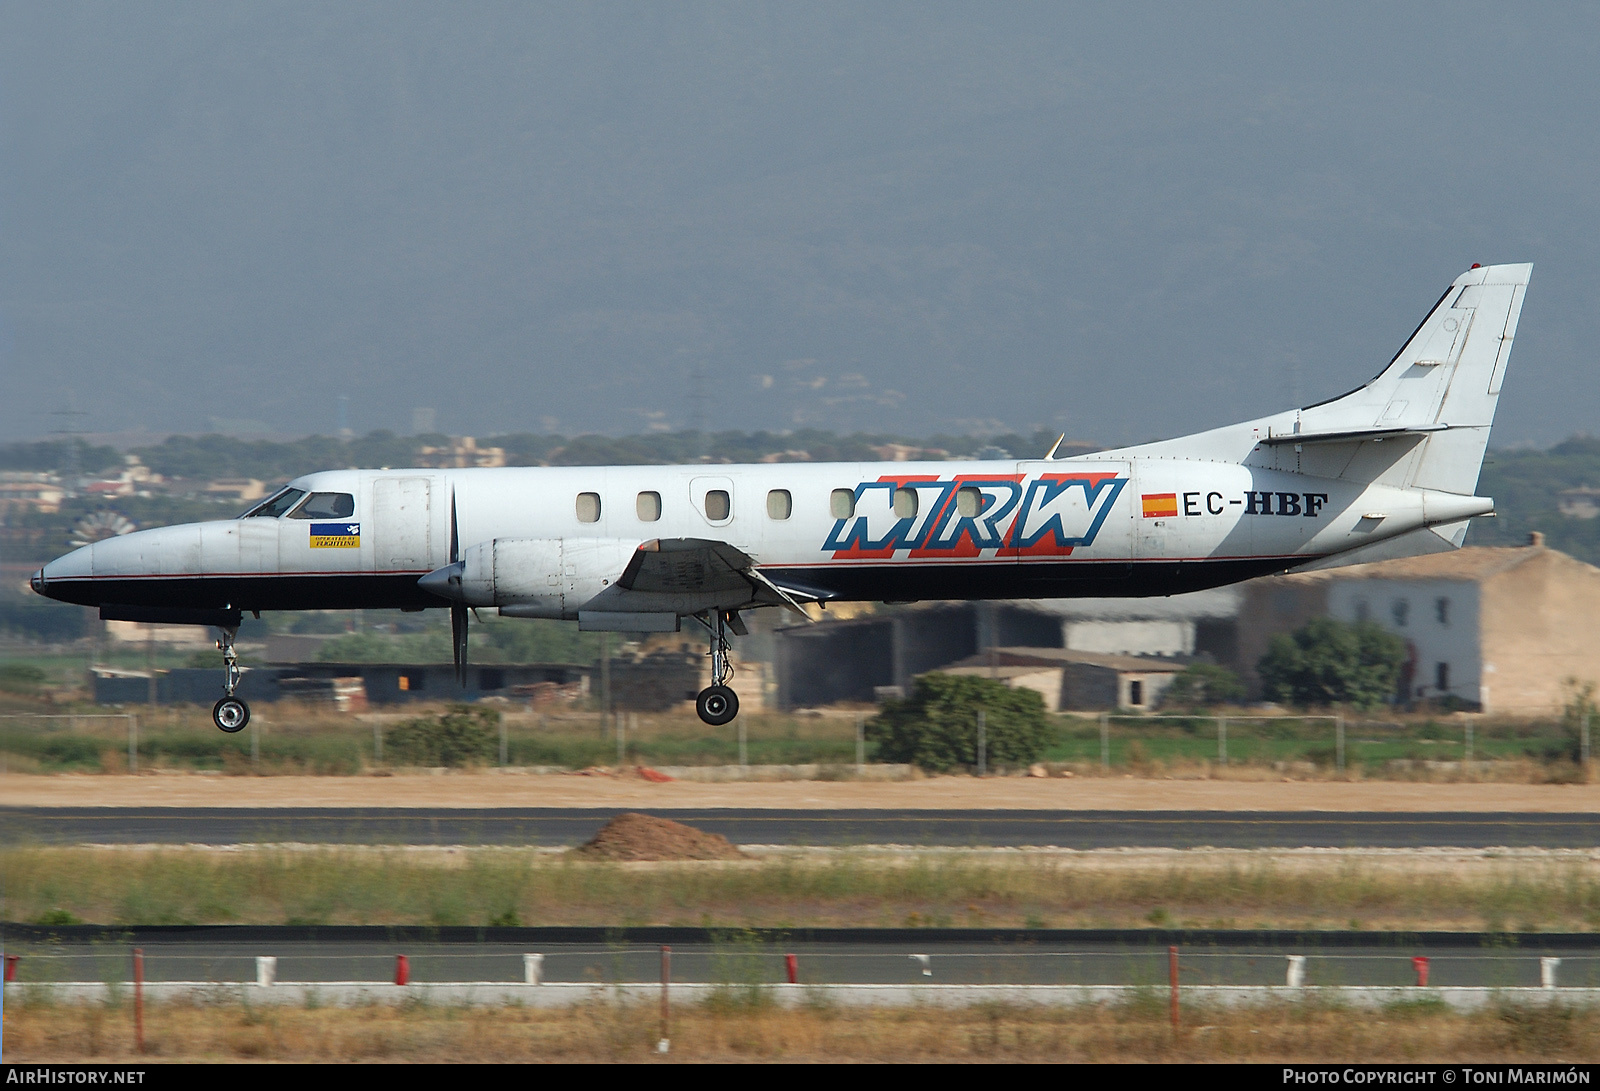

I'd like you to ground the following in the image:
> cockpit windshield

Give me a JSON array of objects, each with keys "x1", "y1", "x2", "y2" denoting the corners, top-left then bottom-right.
[
  {"x1": 241, "y1": 488, "x2": 306, "y2": 519},
  {"x1": 288, "y1": 492, "x2": 356, "y2": 519}
]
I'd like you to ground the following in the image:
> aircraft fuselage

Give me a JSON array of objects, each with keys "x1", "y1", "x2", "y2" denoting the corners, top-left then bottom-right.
[{"x1": 32, "y1": 455, "x2": 1489, "y2": 617}]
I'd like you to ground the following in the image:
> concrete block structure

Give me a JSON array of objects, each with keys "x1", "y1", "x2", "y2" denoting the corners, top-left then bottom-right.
[
  {"x1": 773, "y1": 595, "x2": 1236, "y2": 710},
  {"x1": 93, "y1": 660, "x2": 588, "y2": 707},
  {"x1": 936, "y1": 647, "x2": 1187, "y2": 711}
]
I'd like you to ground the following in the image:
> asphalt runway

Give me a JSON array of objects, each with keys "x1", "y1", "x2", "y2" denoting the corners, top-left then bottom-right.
[
  {"x1": 4, "y1": 807, "x2": 1599, "y2": 848},
  {"x1": 10, "y1": 927, "x2": 1600, "y2": 989}
]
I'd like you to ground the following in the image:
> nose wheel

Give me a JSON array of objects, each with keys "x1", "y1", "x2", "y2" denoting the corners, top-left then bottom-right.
[
  {"x1": 211, "y1": 625, "x2": 250, "y2": 733},
  {"x1": 693, "y1": 610, "x2": 741, "y2": 726}
]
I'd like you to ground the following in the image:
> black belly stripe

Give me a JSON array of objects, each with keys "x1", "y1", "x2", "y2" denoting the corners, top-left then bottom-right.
[{"x1": 38, "y1": 557, "x2": 1302, "y2": 612}]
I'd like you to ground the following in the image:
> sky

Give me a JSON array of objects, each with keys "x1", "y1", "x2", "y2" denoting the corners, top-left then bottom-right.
[{"x1": 3, "y1": 3, "x2": 1598, "y2": 448}]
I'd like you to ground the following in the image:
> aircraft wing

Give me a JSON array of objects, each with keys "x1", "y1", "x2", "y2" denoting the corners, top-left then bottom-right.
[
  {"x1": 576, "y1": 537, "x2": 825, "y2": 629},
  {"x1": 617, "y1": 537, "x2": 757, "y2": 596}
]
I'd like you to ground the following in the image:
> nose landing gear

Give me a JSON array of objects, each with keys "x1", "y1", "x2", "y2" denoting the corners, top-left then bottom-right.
[
  {"x1": 211, "y1": 626, "x2": 249, "y2": 733},
  {"x1": 693, "y1": 610, "x2": 741, "y2": 727}
]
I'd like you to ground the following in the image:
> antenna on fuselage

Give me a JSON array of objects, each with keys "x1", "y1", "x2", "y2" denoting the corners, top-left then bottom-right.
[{"x1": 1043, "y1": 433, "x2": 1065, "y2": 460}]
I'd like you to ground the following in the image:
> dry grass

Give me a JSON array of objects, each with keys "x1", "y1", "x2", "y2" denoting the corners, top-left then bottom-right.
[
  {"x1": 5, "y1": 700, "x2": 1592, "y2": 782},
  {"x1": 7, "y1": 845, "x2": 1600, "y2": 930},
  {"x1": 5, "y1": 995, "x2": 1600, "y2": 1062}
]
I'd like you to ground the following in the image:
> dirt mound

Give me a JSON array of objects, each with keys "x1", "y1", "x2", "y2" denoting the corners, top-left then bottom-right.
[{"x1": 573, "y1": 812, "x2": 746, "y2": 861}]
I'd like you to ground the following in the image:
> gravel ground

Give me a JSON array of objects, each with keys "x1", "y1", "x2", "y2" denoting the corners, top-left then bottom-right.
[{"x1": 3, "y1": 771, "x2": 1598, "y2": 811}]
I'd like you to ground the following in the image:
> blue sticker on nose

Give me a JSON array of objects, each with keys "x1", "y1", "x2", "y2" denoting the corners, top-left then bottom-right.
[{"x1": 310, "y1": 522, "x2": 360, "y2": 548}]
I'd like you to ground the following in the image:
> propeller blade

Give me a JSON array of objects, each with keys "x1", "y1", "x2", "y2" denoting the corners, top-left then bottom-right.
[
  {"x1": 448, "y1": 491, "x2": 467, "y2": 686},
  {"x1": 452, "y1": 602, "x2": 468, "y2": 687},
  {"x1": 449, "y1": 490, "x2": 460, "y2": 564}
]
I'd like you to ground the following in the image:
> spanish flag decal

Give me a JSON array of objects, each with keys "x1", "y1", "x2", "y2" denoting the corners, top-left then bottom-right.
[
  {"x1": 310, "y1": 522, "x2": 361, "y2": 548},
  {"x1": 1141, "y1": 493, "x2": 1178, "y2": 518}
]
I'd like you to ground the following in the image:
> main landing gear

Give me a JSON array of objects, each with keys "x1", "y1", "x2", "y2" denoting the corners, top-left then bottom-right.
[
  {"x1": 211, "y1": 626, "x2": 249, "y2": 733},
  {"x1": 693, "y1": 610, "x2": 740, "y2": 727}
]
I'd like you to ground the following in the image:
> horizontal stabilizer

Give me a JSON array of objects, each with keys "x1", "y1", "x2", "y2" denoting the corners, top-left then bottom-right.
[{"x1": 1256, "y1": 424, "x2": 1446, "y2": 447}]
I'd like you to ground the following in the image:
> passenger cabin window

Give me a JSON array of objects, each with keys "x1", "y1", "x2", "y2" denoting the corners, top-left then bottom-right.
[
  {"x1": 243, "y1": 488, "x2": 306, "y2": 518},
  {"x1": 288, "y1": 492, "x2": 355, "y2": 519},
  {"x1": 830, "y1": 489, "x2": 856, "y2": 519},
  {"x1": 893, "y1": 487, "x2": 919, "y2": 518},
  {"x1": 767, "y1": 489, "x2": 792, "y2": 520},
  {"x1": 956, "y1": 487, "x2": 982, "y2": 518},
  {"x1": 704, "y1": 490, "x2": 731, "y2": 521},
  {"x1": 576, "y1": 492, "x2": 601, "y2": 523},
  {"x1": 637, "y1": 491, "x2": 662, "y2": 522}
]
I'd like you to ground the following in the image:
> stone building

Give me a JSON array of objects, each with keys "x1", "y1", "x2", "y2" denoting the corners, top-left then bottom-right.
[{"x1": 1235, "y1": 534, "x2": 1600, "y2": 713}]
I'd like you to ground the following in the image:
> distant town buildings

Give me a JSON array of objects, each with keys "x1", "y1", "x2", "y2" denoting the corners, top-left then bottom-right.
[
  {"x1": 0, "y1": 473, "x2": 66, "y2": 514},
  {"x1": 1557, "y1": 487, "x2": 1600, "y2": 519},
  {"x1": 0, "y1": 456, "x2": 167, "y2": 514},
  {"x1": 868, "y1": 443, "x2": 950, "y2": 462},
  {"x1": 416, "y1": 435, "x2": 507, "y2": 468},
  {"x1": 202, "y1": 478, "x2": 267, "y2": 504}
]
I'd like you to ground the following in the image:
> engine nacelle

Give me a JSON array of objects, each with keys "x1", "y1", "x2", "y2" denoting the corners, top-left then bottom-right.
[{"x1": 455, "y1": 537, "x2": 639, "y2": 619}]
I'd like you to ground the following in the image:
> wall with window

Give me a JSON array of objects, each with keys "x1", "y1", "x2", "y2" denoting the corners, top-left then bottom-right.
[{"x1": 1327, "y1": 578, "x2": 1481, "y2": 706}]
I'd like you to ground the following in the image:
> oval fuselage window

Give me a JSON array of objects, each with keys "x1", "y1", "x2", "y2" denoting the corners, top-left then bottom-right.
[{"x1": 704, "y1": 490, "x2": 731, "y2": 521}]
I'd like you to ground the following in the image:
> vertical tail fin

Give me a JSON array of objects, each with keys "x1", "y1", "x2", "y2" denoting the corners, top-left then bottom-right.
[{"x1": 1300, "y1": 262, "x2": 1531, "y2": 494}]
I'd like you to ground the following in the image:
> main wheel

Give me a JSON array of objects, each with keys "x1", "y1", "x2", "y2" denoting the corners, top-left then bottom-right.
[
  {"x1": 695, "y1": 685, "x2": 739, "y2": 726},
  {"x1": 212, "y1": 697, "x2": 250, "y2": 733}
]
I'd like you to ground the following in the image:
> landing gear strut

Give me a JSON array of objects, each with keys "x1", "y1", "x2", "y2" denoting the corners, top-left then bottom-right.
[
  {"x1": 211, "y1": 625, "x2": 249, "y2": 733},
  {"x1": 693, "y1": 610, "x2": 740, "y2": 727}
]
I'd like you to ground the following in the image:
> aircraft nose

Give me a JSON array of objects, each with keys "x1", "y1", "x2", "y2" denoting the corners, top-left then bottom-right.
[
  {"x1": 418, "y1": 561, "x2": 465, "y2": 602},
  {"x1": 31, "y1": 544, "x2": 94, "y2": 602}
]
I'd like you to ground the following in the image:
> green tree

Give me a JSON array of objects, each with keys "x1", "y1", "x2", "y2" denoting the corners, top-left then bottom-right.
[
  {"x1": 386, "y1": 705, "x2": 498, "y2": 767},
  {"x1": 1257, "y1": 617, "x2": 1407, "y2": 709},
  {"x1": 1160, "y1": 662, "x2": 1245, "y2": 708},
  {"x1": 1559, "y1": 678, "x2": 1597, "y2": 764},
  {"x1": 866, "y1": 673, "x2": 1050, "y2": 773},
  {"x1": 0, "y1": 664, "x2": 48, "y2": 694}
]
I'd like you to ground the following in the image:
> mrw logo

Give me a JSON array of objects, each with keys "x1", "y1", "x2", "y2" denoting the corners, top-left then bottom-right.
[
  {"x1": 824, "y1": 473, "x2": 1126, "y2": 559},
  {"x1": 309, "y1": 522, "x2": 361, "y2": 549}
]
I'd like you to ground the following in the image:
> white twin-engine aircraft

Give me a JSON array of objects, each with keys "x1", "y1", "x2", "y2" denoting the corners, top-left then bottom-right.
[{"x1": 33, "y1": 263, "x2": 1529, "y2": 732}]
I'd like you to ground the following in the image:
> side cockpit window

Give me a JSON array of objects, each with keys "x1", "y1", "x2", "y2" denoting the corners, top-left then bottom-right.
[
  {"x1": 242, "y1": 488, "x2": 306, "y2": 518},
  {"x1": 288, "y1": 492, "x2": 356, "y2": 520}
]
